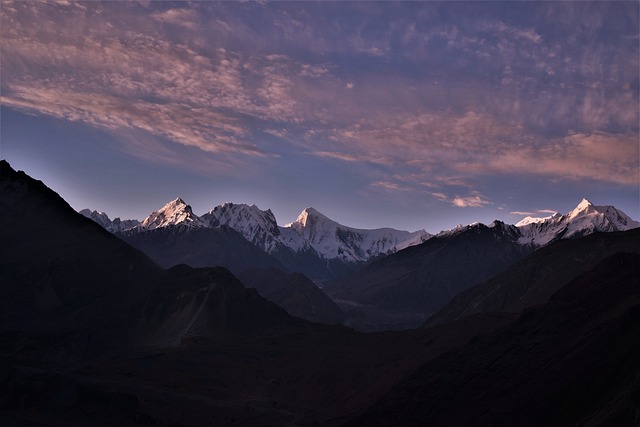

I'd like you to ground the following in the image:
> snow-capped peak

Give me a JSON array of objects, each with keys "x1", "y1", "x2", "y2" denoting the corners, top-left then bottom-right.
[
  {"x1": 201, "y1": 202, "x2": 283, "y2": 252},
  {"x1": 134, "y1": 197, "x2": 205, "y2": 231},
  {"x1": 566, "y1": 197, "x2": 596, "y2": 220},
  {"x1": 517, "y1": 198, "x2": 639, "y2": 246},
  {"x1": 286, "y1": 207, "x2": 331, "y2": 229},
  {"x1": 515, "y1": 212, "x2": 561, "y2": 227},
  {"x1": 283, "y1": 207, "x2": 431, "y2": 262}
]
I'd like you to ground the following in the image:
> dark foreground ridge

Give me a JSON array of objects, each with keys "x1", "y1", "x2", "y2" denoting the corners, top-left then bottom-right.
[
  {"x1": 348, "y1": 252, "x2": 640, "y2": 427},
  {"x1": 1, "y1": 159, "x2": 639, "y2": 426}
]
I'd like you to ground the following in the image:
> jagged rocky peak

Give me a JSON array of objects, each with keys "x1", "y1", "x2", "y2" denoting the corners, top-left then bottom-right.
[
  {"x1": 79, "y1": 209, "x2": 140, "y2": 233},
  {"x1": 437, "y1": 220, "x2": 518, "y2": 240},
  {"x1": 135, "y1": 197, "x2": 205, "y2": 231},
  {"x1": 79, "y1": 208, "x2": 110, "y2": 223},
  {"x1": 201, "y1": 202, "x2": 282, "y2": 250}
]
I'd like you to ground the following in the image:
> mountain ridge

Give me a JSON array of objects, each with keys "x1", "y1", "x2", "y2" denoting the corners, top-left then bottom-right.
[
  {"x1": 83, "y1": 197, "x2": 638, "y2": 256},
  {"x1": 79, "y1": 208, "x2": 140, "y2": 233},
  {"x1": 107, "y1": 199, "x2": 431, "y2": 280},
  {"x1": 425, "y1": 228, "x2": 640, "y2": 327},
  {"x1": 516, "y1": 197, "x2": 639, "y2": 246}
]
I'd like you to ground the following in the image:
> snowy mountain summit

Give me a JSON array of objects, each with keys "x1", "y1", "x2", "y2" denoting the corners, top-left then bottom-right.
[
  {"x1": 133, "y1": 197, "x2": 206, "y2": 232},
  {"x1": 283, "y1": 207, "x2": 431, "y2": 262},
  {"x1": 103, "y1": 199, "x2": 429, "y2": 264},
  {"x1": 201, "y1": 203, "x2": 283, "y2": 253},
  {"x1": 202, "y1": 204, "x2": 430, "y2": 263},
  {"x1": 517, "y1": 198, "x2": 640, "y2": 246},
  {"x1": 83, "y1": 196, "x2": 636, "y2": 264}
]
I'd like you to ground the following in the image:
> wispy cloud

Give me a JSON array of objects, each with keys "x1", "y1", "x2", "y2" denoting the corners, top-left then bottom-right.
[
  {"x1": 1, "y1": 0, "x2": 637, "y2": 194},
  {"x1": 478, "y1": 132, "x2": 639, "y2": 185},
  {"x1": 452, "y1": 193, "x2": 492, "y2": 208},
  {"x1": 2, "y1": 85, "x2": 264, "y2": 157},
  {"x1": 371, "y1": 181, "x2": 409, "y2": 192},
  {"x1": 510, "y1": 209, "x2": 557, "y2": 216},
  {"x1": 0, "y1": 2, "x2": 314, "y2": 164},
  {"x1": 151, "y1": 8, "x2": 198, "y2": 30}
]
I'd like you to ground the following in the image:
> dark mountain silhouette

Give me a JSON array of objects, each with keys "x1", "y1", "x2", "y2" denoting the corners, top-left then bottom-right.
[
  {"x1": 426, "y1": 228, "x2": 640, "y2": 326},
  {"x1": 0, "y1": 159, "x2": 160, "y2": 332},
  {"x1": 0, "y1": 160, "x2": 514, "y2": 425},
  {"x1": 324, "y1": 221, "x2": 533, "y2": 330},
  {"x1": 239, "y1": 268, "x2": 345, "y2": 324},
  {"x1": 348, "y1": 252, "x2": 640, "y2": 427},
  {"x1": 118, "y1": 221, "x2": 355, "y2": 326},
  {"x1": 2, "y1": 160, "x2": 638, "y2": 426},
  {"x1": 119, "y1": 225, "x2": 287, "y2": 276},
  {"x1": 0, "y1": 159, "x2": 297, "y2": 362}
]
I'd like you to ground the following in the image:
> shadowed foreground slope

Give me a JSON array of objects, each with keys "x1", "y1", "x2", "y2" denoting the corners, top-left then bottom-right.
[
  {"x1": 0, "y1": 161, "x2": 514, "y2": 425},
  {"x1": 426, "y1": 228, "x2": 640, "y2": 326},
  {"x1": 349, "y1": 252, "x2": 640, "y2": 427},
  {"x1": 325, "y1": 222, "x2": 532, "y2": 330},
  {"x1": 3, "y1": 160, "x2": 638, "y2": 426}
]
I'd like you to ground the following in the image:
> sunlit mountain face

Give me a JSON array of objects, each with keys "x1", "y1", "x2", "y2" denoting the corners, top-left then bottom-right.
[{"x1": 1, "y1": 1, "x2": 638, "y2": 234}]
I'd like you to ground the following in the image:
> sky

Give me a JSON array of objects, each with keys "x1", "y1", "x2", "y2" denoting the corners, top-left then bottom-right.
[{"x1": 1, "y1": 1, "x2": 639, "y2": 233}]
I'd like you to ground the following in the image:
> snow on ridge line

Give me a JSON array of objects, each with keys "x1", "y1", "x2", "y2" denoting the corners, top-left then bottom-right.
[
  {"x1": 134, "y1": 197, "x2": 206, "y2": 231},
  {"x1": 515, "y1": 213, "x2": 560, "y2": 227},
  {"x1": 79, "y1": 208, "x2": 140, "y2": 233},
  {"x1": 516, "y1": 198, "x2": 639, "y2": 246},
  {"x1": 283, "y1": 206, "x2": 431, "y2": 262},
  {"x1": 88, "y1": 200, "x2": 432, "y2": 262},
  {"x1": 82, "y1": 197, "x2": 638, "y2": 259},
  {"x1": 434, "y1": 198, "x2": 638, "y2": 246}
]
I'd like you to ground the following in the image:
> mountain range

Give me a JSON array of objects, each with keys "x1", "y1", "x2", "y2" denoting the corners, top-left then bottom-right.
[
  {"x1": 83, "y1": 198, "x2": 430, "y2": 282},
  {"x1": 325, "y1": 199, "x2": 640, "y2": 329},
  {"x1": 80, "y1": 191, "x2": 639, "y2": 331},
  {"x1": 83, "y1": 195, "x2": 637, "y2": 280},
  {"x1": 2, "y1": 159, "x2": 639, "y2": 426}
]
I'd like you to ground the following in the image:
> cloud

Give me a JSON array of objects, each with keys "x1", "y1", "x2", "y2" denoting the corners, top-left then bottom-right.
[
  {"x1": 452, "y1": 192, "x2": 492, "y2": 208},
  {"x1": 311, "y1": 150, "x2": 393, "y2": 166},
  {"x1": 320, "y1": 108, "x2": 638, "y2": 187},
  {"x1": 371, "y1": 181, "x2": 408, "y2": 192},
  {"x1": 486, "y1": 21, "x2": 543, "y2": 44},
  {"x1": 479, "y1": 132, "x2": 639, "y2": 185},
  {"x1": 511, "y1": 209, "x2": 558, "y2": 216},
  {"x1": 0, "y1": 2, "x2": 313, "y2": 162},
  {"x1": 2, "y1": 86, "x2": 265, "y2": 157},
  {"x1": 312, "y1": 151, "x2": 362, "y2": 162},
  {"x1": 1, "y1": 1, "x2": 637, "y2": 193},
  {"x1": 151, "y1": 8, "x2": 197, "y2": 29},
  {"x1": 426, "y1": 191, "x2": 449, "y2": 202}
]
